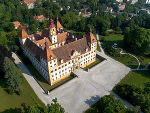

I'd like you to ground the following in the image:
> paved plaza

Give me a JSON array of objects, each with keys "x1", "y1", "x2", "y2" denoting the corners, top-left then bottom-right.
[{"x1": 12, "y1": 52, "x2": 130, "y2": 113}]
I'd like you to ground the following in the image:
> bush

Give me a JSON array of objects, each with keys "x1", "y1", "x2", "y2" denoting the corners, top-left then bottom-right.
[
  {"x1": 16, "y1": 89, "x2": 23, "y2": 95},
  {"x1": 7, "y1": 87, "x2": 14, "y2": 94}
]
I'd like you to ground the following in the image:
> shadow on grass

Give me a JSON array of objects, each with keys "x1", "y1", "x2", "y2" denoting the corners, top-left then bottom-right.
[
  {"x1": 1, "y1": 108, "x2": 22, "y2": 113},
  {"x1": 133, "y1": 70, "x2": 150, "y2": 79}
]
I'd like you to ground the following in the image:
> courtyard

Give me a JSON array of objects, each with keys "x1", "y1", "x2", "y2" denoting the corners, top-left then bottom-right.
[
  {"x1": 13, "y1": 51, "x2": 130, "y2": 113},
  {"x1": 45, "y1": 52, "x2": 130, "y2": 113}
]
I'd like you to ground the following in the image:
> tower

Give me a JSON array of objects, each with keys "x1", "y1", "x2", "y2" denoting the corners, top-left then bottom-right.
[{"x1": 49, "y1": 18, "x2": 57, "y2": 44}]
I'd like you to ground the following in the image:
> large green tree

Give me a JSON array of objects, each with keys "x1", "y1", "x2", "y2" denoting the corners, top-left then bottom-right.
[
  {"x1": 124, "y1": 26, "x2": 150, "y2": 55},
  {"x1": 3, "y1": 57, "x2": 22, "y2": 89}
]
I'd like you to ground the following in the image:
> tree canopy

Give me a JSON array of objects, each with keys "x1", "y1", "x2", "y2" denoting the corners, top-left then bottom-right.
[
  {"x1": 124, "y1": 26, "x2": 150, "y2": 55},
  {"x1": 3, "y1": 57, "x2": 22, "y2": 89}
]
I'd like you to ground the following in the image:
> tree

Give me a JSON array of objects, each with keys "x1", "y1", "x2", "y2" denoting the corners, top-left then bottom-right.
[
  {"x1": 0, "y1": 45, "x2": 12, "y2": 78},
  {"x1": 124, "y1": 26, "x2": 150, "y2": 55},
  {"x1": 4, "y1": 23, "x2": 15, "y2": 32},
  {"x1": 24, "y1": 98, "x2": 65, "y2": 113},
  {"x1": 3, "y1": 57, "x2": 22, "y2": 89}
]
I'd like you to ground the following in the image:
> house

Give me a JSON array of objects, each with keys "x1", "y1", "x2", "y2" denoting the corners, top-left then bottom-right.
[
  {"x1": 19, "y1": 17, "x2": 97, "y2": 86},
  {"x1": 22, "y1": 0, "x2": 36, "y2": 9},
  {"x1": 34, "y1": 15, "x2": 47, "y2": 22},
  {"x1": 12, "y1": 21, "x2": 21, "y2": 29},
  {"x1": 118, "y1": 4, "x2": 126, "y2": 11},
  {"x1": 12, "y1": 21, "x2": 28, "y2": 30}
]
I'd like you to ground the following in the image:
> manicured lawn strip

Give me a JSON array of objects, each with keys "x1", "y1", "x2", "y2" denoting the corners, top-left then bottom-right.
[
  {"x1": 48, "y1": 74, "x2": 74, "y2": 92},
  {"x1": 18, "y1": 53, "x2": 75, "y2": 92},
  {"x1": 97, "y1": 42, "x2": 101, "y2": 52},
  {"x1": 84, "y1": 55, "x2": 104, "y2": 70},
  {"x1": 115, "y1": 71, "x2": 150, "y2": 89},
  {"x1": 0, "y1": 65, "x2": 43, "y2": 112}
]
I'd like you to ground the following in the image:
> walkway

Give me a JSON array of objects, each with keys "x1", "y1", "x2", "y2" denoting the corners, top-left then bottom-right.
[
  {"x1": 96, "y1": 33, "x2": 105, "y2": 54},
  {"x1": 12, "y1": 52, "x2": 51, "y2": 105},
  {"x1": 112, "y1": 45, "x2": 141, "y2": 70},
  {"x1": 96, "y1": 34, "x2": 144, "y2": 113}
]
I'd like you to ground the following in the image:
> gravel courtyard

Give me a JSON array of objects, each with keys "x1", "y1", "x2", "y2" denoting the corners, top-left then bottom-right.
[{"x1": 47, "y1": 53, "x2": 130, "y2": 113}]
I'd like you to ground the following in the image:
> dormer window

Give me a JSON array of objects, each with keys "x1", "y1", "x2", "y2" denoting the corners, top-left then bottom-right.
[
  {"x1": 61, "y1": 59, "x2": 64, "y2": 64},
  {"x1": 86, "y1": 48, "x2": 88, "y2": 52},
  {"x1": 50, "y1": 56, "x2": 53, "y2": 59}
]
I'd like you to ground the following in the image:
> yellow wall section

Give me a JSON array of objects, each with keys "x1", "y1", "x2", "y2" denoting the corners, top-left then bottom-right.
[
  {"x1": 81, "y1": 58, "x2": 96, "y2": 68},
  {"x1": 51, "y1": 73, "x2": 71, "y2": 85}
]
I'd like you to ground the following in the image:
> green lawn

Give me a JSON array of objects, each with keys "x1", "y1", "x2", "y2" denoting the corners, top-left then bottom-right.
[
  {"x1": 100, "y1": 34, "x2": 124, "y2": 47},
  {"x1": 138, "y1": 56, "x2": 150, "y2": 69},
  {"x1": 0, "y1": 66, "x2": 43, "y2": 112},
  {"x1": 117, "y1": 71, "x2": 150, "y2": 89},
  {"x1": 97, "y1": 42, "x2": 101, "y2": 52},
  {"x1": 84, "y1": 55, "x2": 104, "y2": 70}
]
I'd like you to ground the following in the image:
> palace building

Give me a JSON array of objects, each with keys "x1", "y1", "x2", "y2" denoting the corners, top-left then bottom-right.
[{"x1": 19, "y1": 17, "x2": 97, "y2": 85}]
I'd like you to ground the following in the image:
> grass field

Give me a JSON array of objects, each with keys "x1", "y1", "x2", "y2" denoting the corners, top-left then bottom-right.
[
  {"x1": 0, "y1": 66, "x2": 43, "y2": 112},
  {"x1": 116, "y1": 71, "x2": 150, "y2": 89},
  {"x1": 100, "y1": 34, "x2": 124, "y2": 47}
]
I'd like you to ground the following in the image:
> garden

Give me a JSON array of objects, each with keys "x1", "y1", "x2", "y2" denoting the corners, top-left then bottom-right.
[{"x1": 99, "y1": 33, "x2": 150, "y2": 69}]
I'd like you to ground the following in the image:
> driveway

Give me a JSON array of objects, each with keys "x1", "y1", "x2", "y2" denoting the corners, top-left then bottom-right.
[{"x1": 46, "y1": 52, "x2": 130, "y2": 113}]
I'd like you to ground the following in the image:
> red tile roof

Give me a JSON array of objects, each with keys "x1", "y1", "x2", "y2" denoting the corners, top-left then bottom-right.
[
  {"x1": 22, "y1": 0, "x2": 36, "y2": 4},
  {"x1": 22, "y1": 18, "x2": 97, "y2": 63},
  {"x1": 12, "y1": 21, "x2": 21, "y2": 28},
  {"x1": 34, "y1": 15, "x2": 46, "y2": 21},
  {"x1": 57, "y1": 17, "x2": 63, "y2": 29}
]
